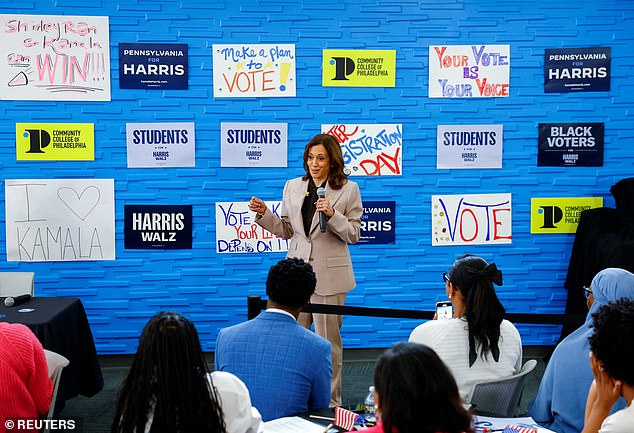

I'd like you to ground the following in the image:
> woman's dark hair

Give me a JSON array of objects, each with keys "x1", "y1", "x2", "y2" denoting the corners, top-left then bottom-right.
[
  {"x1": 589, "y1": 298, "x2": 634, "y2": 385},
  {"x1": 374, "y1": 342, "x2": 473, "y2": 433},
  {"x1": 112, "y1": 312, "x2": 226, "y2": 433},
  {"x1": 301, "y1": 133, "x2": 348, "y2": 190},
  {"x1": 446, "y1": 254, "x2": 505, "y2": 367}
]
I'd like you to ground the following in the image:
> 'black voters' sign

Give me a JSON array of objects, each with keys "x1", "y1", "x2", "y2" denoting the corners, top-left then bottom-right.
[{"x1": 537, "y1": 123, "x2": 604, "y2": 167}]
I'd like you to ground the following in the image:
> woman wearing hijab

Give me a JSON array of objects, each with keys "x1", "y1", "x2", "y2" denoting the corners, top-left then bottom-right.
[
  {"x1": 409, "y1": 254, "x2": 522, "y2": 402},
  {"x1": 528, "y1": 268, "x2": 634, "y2": 433}
]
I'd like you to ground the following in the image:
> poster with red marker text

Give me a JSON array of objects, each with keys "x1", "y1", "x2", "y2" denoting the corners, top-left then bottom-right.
[
  {"x1": 0, "y1": 14, "x2": 110, "y2": 101},
  {"x1": 322, "y1": 124, "x2": 402, "y2": 176},
  {"x1": 432, "y1": 193, "x2": 512, "y2": 246}
]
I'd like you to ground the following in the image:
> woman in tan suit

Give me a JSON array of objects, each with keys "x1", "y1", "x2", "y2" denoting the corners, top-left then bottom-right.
[{"x1": 249, "y1": 133, "x2": 363, "y2": 406}]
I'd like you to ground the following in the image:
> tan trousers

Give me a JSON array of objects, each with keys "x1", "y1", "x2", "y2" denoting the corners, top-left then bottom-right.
[{"x1": 298, "y1": 292, "x2": 346, "y2": 407}]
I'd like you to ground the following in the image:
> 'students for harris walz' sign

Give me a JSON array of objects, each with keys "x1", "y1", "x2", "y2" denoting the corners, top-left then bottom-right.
[
  {"x1": 124, "y1": 205, "x2": 192, "y2": 249},
  {"x1": 538, "y1": 123, "x2": 604, "y2": 167}
]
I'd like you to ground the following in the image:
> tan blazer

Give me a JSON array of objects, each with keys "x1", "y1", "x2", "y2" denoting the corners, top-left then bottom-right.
[{"x1": 256, "y1": 177, "x2": 363, "y2": 296}]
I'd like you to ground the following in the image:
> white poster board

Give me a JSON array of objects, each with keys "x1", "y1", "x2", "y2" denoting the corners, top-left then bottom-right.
[
  {"x1": 220, "y1": 122, "x2": 288, "y2": 167},
  {"x1": 5, "y1": 179, "x2": 115, "y2": 261},
  {"x1": 126, "y1": 122, "x2": 196, "y2": 168},
  {"x1": 215, "y1": 201, "x2": 289, "y2": 253},
  {"x1": 212, "y1": 44, "x2": 296, "y2": 97},
  {"x1": 432, "y1": 193, "x2": 512, "y2": 246},
  {"x1": 322, "y1": 124, "x2": 402, "y2": 176},
  {"x1": 437, "y1": 124, "x2": 503, "y2": 169},
  {"x1": 0, "y1": 14, "x2": 111, "y2": 101},
  {"x1": 429, "y1": 45, "x2": 509, "y2": 98}
]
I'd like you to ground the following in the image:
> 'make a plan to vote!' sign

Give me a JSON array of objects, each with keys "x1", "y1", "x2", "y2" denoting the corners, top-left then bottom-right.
[
  {"x1": 429, "y1": 45, "x2": 510, "y2": 98},
  {"x1": 124, "y1": 205, "x2": 192, "y2": 249},
  {"x1": 119, "y1": 43, "x2": 188, "y2": 89},
  {"x1": 538, "y1": 123, "x2": 604, "y2": 167},
  {"x1": 432, "y1": 193, "x2": 512, "y2": 246},
  {"x1": 212, "y1": 44, "x2": 296, "y2": 97}
]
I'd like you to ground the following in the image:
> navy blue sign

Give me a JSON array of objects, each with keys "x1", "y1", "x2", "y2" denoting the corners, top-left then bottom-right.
[
  {"x1": 119, "y1": 43, "x2": 188, "y2": 90},
  {"x1": 359, "y1": 201, "x2": 395, "y2": 244},
  {"x1": 124, "y1": 205, "x2": 192, "y2": 249},
  {"x1": 538, "y1": 123, "x2": 604, "y2": 167},
  {"x1": 544, "y1": 47, "x2": 610, "y2": 93}
]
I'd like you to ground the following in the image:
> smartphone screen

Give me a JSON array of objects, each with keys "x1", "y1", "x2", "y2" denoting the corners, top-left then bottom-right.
[{"x1": 436, "y1": 301, "x2": 453, "y2": 320}]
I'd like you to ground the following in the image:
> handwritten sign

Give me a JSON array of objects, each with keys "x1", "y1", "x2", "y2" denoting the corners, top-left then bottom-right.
[
  {"x1": 16, "y1": 123, "x2": 94, "y2": 161},
  {"x1": 212, "y1": 44, "x2": 295, "y2": 98},
  {"x1": 215, "y1": 201, "x2": 289, "y2": 254},
  {"x1": 126, "y1": 122, "x2": 196, "y2": 168},
  {"x1": 0, "y1": 14, "x2": 110, "y2": 101},
  {"x1": 429, "y1": 45, "x2": 509, "y2": 98},
  {"x1": 437, "y1": 124, "x2": 503, "y2": 169},
  {"x1": 531, "y1": 197, "x2": 603, "y2": 234},
  {"x1": 322, "y1": 124, "x2": 402, "y2": 176},
  {"x1": 432, "y1": 193, "x2": 512, "y2": 246},
  {"x1": 322, "y1": 49, "x2": 396, "y2": 87},
  {"x1": 220, "y1": 122, "x2": 288, "y2": 167},
  {"x1": 5, "y1": 179, "x2": 115, "y2": 261}
]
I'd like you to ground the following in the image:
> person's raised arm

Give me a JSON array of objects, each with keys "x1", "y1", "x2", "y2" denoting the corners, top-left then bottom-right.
[{"x1": 581, "y1": 353, "x2": 622, "y2": 433}]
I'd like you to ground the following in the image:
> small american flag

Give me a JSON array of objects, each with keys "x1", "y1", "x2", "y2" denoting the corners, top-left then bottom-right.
[
  {"x1": 334, "y1": 406, "x2": 359, "y2": 431},
  {"x1": 502, "y1": 425, "x2": 537, "y2": 433}
]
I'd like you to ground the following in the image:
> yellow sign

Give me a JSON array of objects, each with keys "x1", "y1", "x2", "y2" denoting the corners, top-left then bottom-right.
[
  {"x1": 531, "y1": 197, "x2": 603, "y2": 234},
  {"x1": 16, "y1": 123, "x2": 95, "y2": 161},
  {"x1": 322, "y1": 49, "x2": 396, "y2": 87}
]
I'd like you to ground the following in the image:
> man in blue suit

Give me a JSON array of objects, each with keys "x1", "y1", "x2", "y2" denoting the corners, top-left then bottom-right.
[{"x1": 214, "y1": 258, "x2": 332, "y2": 421}]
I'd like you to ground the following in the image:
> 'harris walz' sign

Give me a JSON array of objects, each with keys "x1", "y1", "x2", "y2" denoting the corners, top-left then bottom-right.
[
  {"x1": 544, "y1": 47, "x2": 610, "y2": 93},
  {"x1": 359, "y1": 201, "x2": 395, "y2": 244},
  {"x1": 124, "y1": 205, "x2": 192, "y2": 249},
  {"x1": 119, "y1": 43, "x2": 188, "y2": 89},
  {"x1": 538, "y1": 123, "x2": 604, "y2": 167}
]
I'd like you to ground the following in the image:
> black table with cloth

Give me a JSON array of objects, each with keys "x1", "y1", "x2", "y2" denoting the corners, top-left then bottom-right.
[{"x1": 0, "y1": 297, "x2": 104, "y2": 411}]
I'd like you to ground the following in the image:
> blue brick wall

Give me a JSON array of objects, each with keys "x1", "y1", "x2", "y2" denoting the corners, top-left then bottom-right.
[{"x1": 1, "y1": 0, "x2": 632, "y2": 354}]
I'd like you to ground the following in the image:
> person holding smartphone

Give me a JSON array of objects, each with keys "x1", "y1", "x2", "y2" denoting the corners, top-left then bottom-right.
[{"x1": 409, "y1": 254, "x2": 522, "y2": 402}]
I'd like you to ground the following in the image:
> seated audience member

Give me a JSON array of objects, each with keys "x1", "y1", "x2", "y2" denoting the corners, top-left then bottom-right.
[
  {"x1": 214, "y1": 258, "x2": 331, "y2": 421},
  {"x1": 409, "y1": 254, "x2": 522, "y2": 401},
  {"x1": 529, "y1": 268, "x2": 634, "y2": 433},
  {"x1": 364, "y1": 342, "x2": 473, "y2": 433},
  {"x1": 582, "y1": 298, "x2": 634, "y2": 433},
  {"x1": 112, "y1": 311, "x2": 262, "y2": 433},
  {"x1": 0, "y1": 322, "x2": 52, "y2": 431}
]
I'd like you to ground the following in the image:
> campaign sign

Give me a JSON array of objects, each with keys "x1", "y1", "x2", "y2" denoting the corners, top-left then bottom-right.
[
  {"x1": 429, "y1": 45, "x2": 510, "y2": 98},
  {"x1": 0, "y1": 14, "x2": 111, "y2": 101},
  {"x1": 544, "y1": 47, "x2": 610, "y2": 93},
  {"x1": 432, "y1": 193, "x2": 512, "y2": 246},
  {"x1": 16, "y1": 123, "x2": 94, "y2": 161},
  {"x1": 5, "y1": 179, "x2": 115, "y2": 262},
  {"x1": 538, "y1": 123, "x2": 604, "y2": 167},
  {"x1": 119, "y1": 43, "x2": 188, "y2": 89},
  {"x1": 126, "y1": 122, "x2": 195, "y2": 168},
  {"x1": 212, "y1": 44, "x2": 296, "y2": 97},
  {"x1": 322, "y1": 124, "x2": 402, "y2": 176},
  {"x1": 124, "y1": 205, "x2": 192, "y2": 249},
  {"x1": 437, "y1": 124, "x2": 503, "y2": 169},
  {"x1": 359, "y1": 201, "x2": 395, "y2": 244},
  {"x1": 215, "y1": 201, "x2": 289, "y2": 254},
  {"x1": 322, "y1": 49, "x2": 396, "y2": 87},
  {"x1": 220, "y1": 123, "x2": 288, "y2": 167},
  {"x1": 531, "y1": 197, "x2": 604, "y2": 234}
]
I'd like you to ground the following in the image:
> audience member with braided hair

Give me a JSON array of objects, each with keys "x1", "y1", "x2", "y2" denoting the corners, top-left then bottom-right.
[
  {"x1": 111, "y1": 311, "x2": 262, "y2": 433},
  {"x1": 363, "y1": 342, "x2": 473, "y2": 433},
  {"x1": 409, "y1": 254, "x2": 522, "y2": 401}
]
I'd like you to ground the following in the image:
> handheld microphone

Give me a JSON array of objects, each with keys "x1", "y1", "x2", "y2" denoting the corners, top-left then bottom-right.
[
  {"x1": 316, "y1": 187, "x2": 327, "y2": 233},
  {"x1": 4, "y1": 294, "x2": 32, "y2": 308}
]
